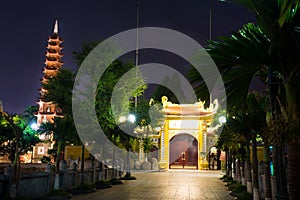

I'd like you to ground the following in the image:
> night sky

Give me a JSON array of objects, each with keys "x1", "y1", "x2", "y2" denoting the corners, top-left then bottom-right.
[{"x1": 0, "y1": 0, "x2": 253, "y2": 114}]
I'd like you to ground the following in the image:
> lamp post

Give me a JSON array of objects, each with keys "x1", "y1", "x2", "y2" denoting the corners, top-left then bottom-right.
[{"x1": 119, "y1": 114, "x2": 135, "y2": 177}]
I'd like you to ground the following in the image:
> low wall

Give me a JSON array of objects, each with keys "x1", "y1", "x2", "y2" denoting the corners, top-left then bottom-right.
[{"x1": 0, "y1": 162, "x2": 124, "y2": 199}]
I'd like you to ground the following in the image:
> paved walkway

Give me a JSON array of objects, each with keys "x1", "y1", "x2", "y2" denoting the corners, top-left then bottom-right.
[{"x1": 72, "y1": 170, "x2": 234, "y2": 200}]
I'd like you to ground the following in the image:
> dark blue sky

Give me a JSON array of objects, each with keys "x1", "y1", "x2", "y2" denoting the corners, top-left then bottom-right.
[{"x1": 0, "y1": 0, "x2": 253, "y2": 114}]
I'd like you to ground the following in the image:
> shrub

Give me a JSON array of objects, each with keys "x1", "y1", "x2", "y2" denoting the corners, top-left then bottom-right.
[
  {"x1": 120, "y1": 174, "x2": 136, "y2": 180},
  {"x1": 94, "y1": 180, "x2": 112, "y2": 189},
  {"x1": 236, "y1": 191, "x2": 252, "y2": 200},
  {"x1": 110, "y1": 178, "x2": 123, "y2": 185},
  {"x1": 219, "y1": 175, "x2": 228, "y2": 180},
  {"x1": 225, "y1": 181, "x2": 246, "y2": 194},
  {"x1": 47, "y1": 189, "x2": 70, "y2": 196},
  {"x1": 222, "y1": 176, "x2": 233, "y2": 182},
  {"x1": 75, "y1": 182, "x2": 95, "y2": 190}
]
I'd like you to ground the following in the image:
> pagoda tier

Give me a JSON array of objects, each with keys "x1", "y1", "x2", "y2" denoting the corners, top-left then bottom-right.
[
  {"x1": 35, "y1": 20, "x2": 64, "y2": 126},
  {"x1": 162, "y1": 96, "x2": 219, "y2": 118},
  {"x1": 46, "y1": 52, "x2": 64, "y2": 58},
  {"x1": 36, "y1": 100, "x2": 63, "y2": 124}
]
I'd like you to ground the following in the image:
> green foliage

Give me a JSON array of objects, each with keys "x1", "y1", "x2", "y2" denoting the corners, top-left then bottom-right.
[
  {"x1": 131, "y1": 97, "x2": 164, "y2": 137},
  {"x1": 219, "y1": 174, "x2": 229, "y2": 180},
  {"x1": 93, "y1": 180, "x2": 112, "y2": 189},
  {"x1": 0, "y1": 112, "x2": 40, "y2": 162},
  {"x1": 42, "y1": 68, "x2": 75, "y2": 115},
  {"x1": 143, "y1": 137, "x2": 153, "y2": 154},
  {"x1": 205, "y1": 1, "x2": 300, "y2": 198},
  {"x1": 72, "y1": 41, "x2": 101, "y2": 66},
  {"x1": 74, "y1": 182, "x2": 95, "y2": 190},
  {"x1": 133, "y1": 97, "x2": 151, "y2": 127},
  {"x1": 73, "y1": 41, "x2": 146, "y2": 140},
  {"x1": 217, "y1": 92, "x2": 267, "y2": 147},
  {"x1": 117, "y1": 121, "x2": 137, "y2": 151},
  {"x1": 235, "y1": 191, "x2": 253, "y2": 200},
  {"x1": 97, "y1": 60, "x2": 146, "y2": 134},
  {"x1": 38, "y1": 116, "x2": 80, "y2": 168},
  {"x1": 110, "y1": 178, "x2": 123, "y2": 185},
  {"x1": 227, "y1": 181, "x2": 247, "y2": 193},
  {"x1": 39, "y1": 116, "x2": 79, "y2": 145},
  {"x1": 222, "y1": 176, "x2": 233, "y2": 182},
  {"x1": 41, "y1": 156, "x2": 51, "y2": 163},
  {"x1": 210, "y1": 108, "x2": 227, "y2": 128},
  {"x1": 22, "y1": 106, "x2": 38, "y2": 123},
  {"x1": 120, "y1": 174, "x2": 137, "y2": 180}
]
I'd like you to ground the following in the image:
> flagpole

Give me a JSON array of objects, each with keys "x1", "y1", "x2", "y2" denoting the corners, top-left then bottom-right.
[
  {"x1": 209, "y1": 8, "x2": 212, "y2": 104},
  {"x1": 135, "y1": 0, "x2": 140, "y2": 110}
]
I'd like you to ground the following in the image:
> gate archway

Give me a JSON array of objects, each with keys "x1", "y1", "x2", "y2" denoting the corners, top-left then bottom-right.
[{"x1": 169, "y1": 133, "x2": 198, "y2": 169}]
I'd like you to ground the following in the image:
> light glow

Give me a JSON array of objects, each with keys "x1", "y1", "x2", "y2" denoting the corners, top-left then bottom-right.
[
  {"x1": 30, "y1": 123, "x2": 38, "y2": 131},
  {"x1": 128, "y1": 114, "x2": 136, "y2": 123}
]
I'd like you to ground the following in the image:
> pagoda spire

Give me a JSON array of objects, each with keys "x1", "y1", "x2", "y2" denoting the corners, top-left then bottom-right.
[
  {"x1": 35, "y1": 21, "x2": 64, "y2": 126},
  {"x1": 53, "y1": 20, "x2": 58, "y2": 34}
]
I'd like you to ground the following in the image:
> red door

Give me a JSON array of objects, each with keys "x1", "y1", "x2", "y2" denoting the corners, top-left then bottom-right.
[{"x1": 169, "y1": 134, "x2": 198, "y2": 169}]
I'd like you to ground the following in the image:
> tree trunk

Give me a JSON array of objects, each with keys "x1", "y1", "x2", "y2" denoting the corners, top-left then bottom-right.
[
  {"x1": 236, "y1": 159, "x2": 241, "y2": 183},
  {"x1": 252, "y1": 135, "x2": 259, "y2": 200},
  {"x1": 273, "y1": 142, "x2": 288, "y2": 199},
  {"x1": 225, "y1": 149, "x2": 229, "y2": 176},
  {"x1": 232, "y1": 150, "x2": 236, "y2": 180},
  {"x1": 126, "y1": 148, "x2": 131, "y2": 177},
  {"x1": 56, "y1": 139, "x2": 63, "y2": 173},
  {"x1": 112, "y1": 136, "x2": 116, "y2": 178},
  {"x1": 285, "y1": 82, "x2": 300, "y2": 200},
  {"x1": 264, "y1": 144, "x2": 272, "y2": 200},
  {"x1": 245, "y1": 144, "x2": 252, "y2": 193},
  {"x1": 287, "y1": 140, "x2": 300, "y2": 200},
  {"x1": 81, "y1": 144, "x2": 85, "y2": 187},
  {"x1": 9, "y1": 144, "x2": 19, "y2": 198},
  {"x1": 241, "y1": 146, "x2": 246, "y2": 185}
]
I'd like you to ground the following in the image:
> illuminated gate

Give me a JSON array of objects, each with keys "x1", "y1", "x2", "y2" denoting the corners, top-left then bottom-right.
[{"x1": 158, "y1": 96, "x2": 218, "y2": 170}]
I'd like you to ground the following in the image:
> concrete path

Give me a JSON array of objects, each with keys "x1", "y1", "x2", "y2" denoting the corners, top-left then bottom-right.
[{"x1": 72, "y1": 170, "x2": 234, "y2": 200}]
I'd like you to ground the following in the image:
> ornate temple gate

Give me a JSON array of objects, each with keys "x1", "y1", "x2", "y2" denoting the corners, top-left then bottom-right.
[{"x1": 158, "y1": 96, "x2": 218, "y2": 170}]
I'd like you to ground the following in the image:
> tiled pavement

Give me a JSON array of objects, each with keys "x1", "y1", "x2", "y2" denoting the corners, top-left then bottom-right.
[{"x1": 72, "y1": 170, "x2": 234, "y2": 200}]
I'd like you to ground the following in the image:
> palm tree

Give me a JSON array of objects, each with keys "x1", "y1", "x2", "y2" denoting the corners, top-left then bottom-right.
[
  {"x1": 226, "y1": 109, "x2": 254, "y2": 192},
  {"x1": 189, "y1": 1, "x2": 300, "y2": 198},
  {"x1": 217, "y1": 92, "x2": 267, "y2": 200}
]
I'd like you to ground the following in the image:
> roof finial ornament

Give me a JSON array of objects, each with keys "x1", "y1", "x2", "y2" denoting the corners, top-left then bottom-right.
[{"x1": 53, "y1": 20, "x2": 58, "y2": 34}]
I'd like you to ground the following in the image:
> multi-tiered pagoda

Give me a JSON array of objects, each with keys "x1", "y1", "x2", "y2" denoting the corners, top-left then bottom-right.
[{"x1": 36, "y1": 20, "x2": 63, "y2": 125}]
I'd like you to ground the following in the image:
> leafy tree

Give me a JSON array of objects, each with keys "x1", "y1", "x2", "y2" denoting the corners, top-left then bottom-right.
[
  {"x1": 0, "y1": 111, "x2": 39, "y2": 198},
  {"x1": 0, "y1": 112, "x2": 40, "y2": 163},
  {"x1": 22, "y1": 105, "x2": 38, "y2": 124},
  {"x1": 73, "y1": 41, "x2": 146, "y2": 133},
  {"x1": 72, "y1": 41, "x2": 147, "y2": 178}
]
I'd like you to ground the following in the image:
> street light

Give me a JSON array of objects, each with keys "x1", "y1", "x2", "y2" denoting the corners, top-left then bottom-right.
[
  {"x1": 218, "y1": 116, "x2": 226, "y2": 124},
  {"x1": 117, "y1": 114, "x2": 136, "y2": 177},
  {"x1": 128, "y1": 114, "x2": 136, "y2": 123},
  {"x1": 30, "y1": 123, "x2": 38, "y2": 131}
]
